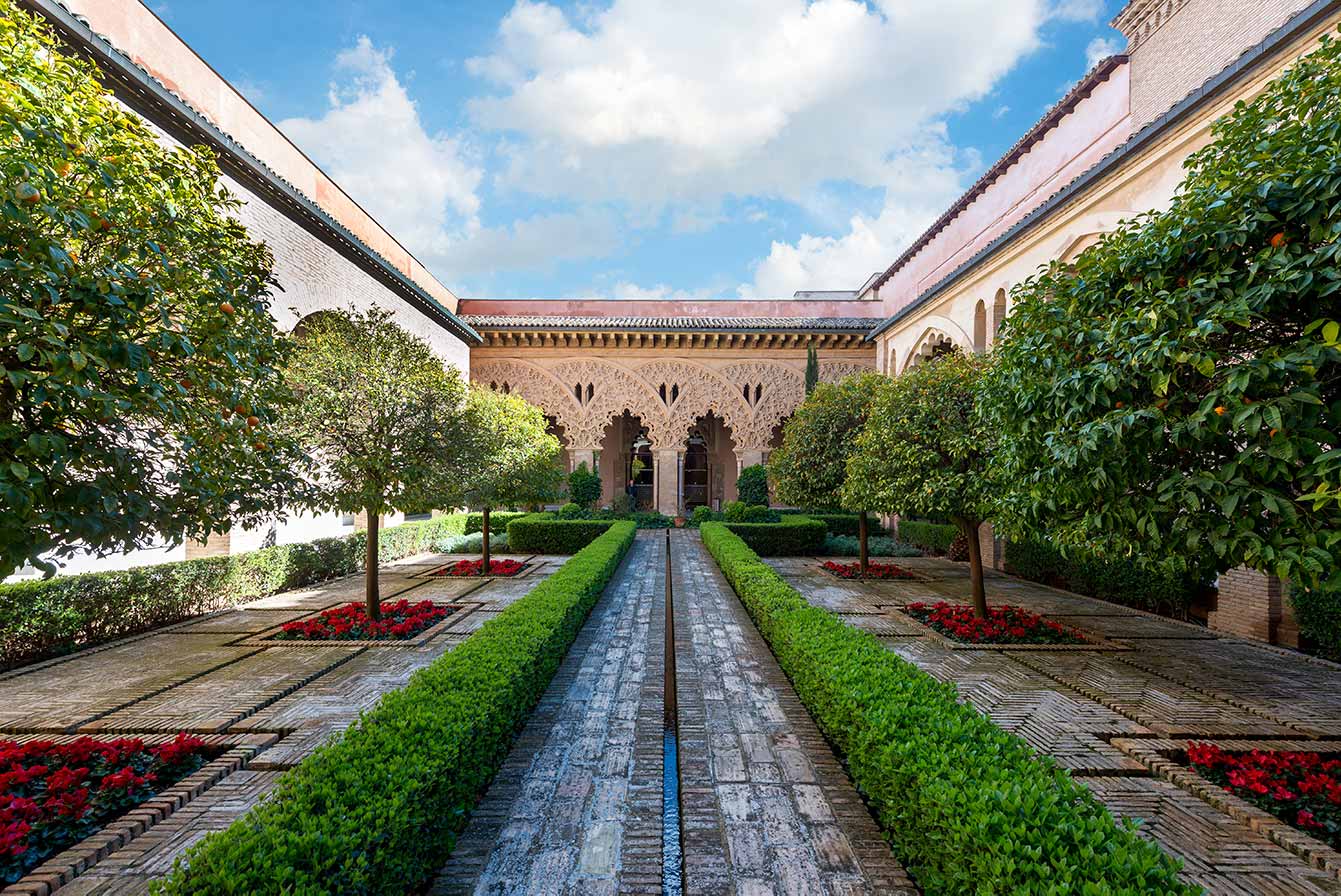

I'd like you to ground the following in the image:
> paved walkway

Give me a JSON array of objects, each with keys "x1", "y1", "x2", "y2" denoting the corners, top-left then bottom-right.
[
  {"x1": 768, "y1": 555, "x2": 1341, "y2": 896},
  {"x1": 0, "y1": 551, "x2": 562, "y2": 896},
  {"x1": 433, "y1": 531, "x2": 912, "y2": 895}
]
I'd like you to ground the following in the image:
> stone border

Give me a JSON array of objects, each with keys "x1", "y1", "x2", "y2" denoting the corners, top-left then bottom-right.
[
  {"x1": 234, "y1": 601, "x2": 483, "y2": 648},
  {"x1": 1111, "y1": 736, "x2": 1341, "y2": 881},
  {"x1": 0, "y1": 731, "x2": 279, "y2": 896},
  {"x1": 880, "y1": 605, "x2": 1132, "y2": 652}
]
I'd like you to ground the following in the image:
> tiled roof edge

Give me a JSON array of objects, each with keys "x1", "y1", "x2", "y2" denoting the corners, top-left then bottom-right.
[
  {"x1": 23, "y1": 0, "x2": 481, "y2": 347},
  {"x1": 868, "y1": 0, "x2": 1341, "y2": 341}
]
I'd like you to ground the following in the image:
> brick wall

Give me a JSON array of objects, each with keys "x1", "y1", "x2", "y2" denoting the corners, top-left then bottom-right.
[
  {"x1": 1118, "y1": 0, "x2": 1315, "y2": 129},
  {"x1": 1208, "y1": 566, "x2": 1293, "y2": 645}
]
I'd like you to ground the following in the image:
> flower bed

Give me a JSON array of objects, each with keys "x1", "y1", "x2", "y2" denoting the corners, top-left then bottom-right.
[
  {"x1": 433, "y1": 559, "x2": 524, "y2": 577},
  {"x1": 905, "y1": 601, "x2": 1086, "y2": 645},
  {"x1": 821, "y1": 560, "x2": 916, "y2": 580},
  {"x1": 1189, "y1": 743, "x2": 1341, "y2": 848},
  {"x1": 273, "y1": 599, "x2": 452, "y2": 641},
  {"x1": 1, "y1": 733, "x2": 211, "y2": 884}
]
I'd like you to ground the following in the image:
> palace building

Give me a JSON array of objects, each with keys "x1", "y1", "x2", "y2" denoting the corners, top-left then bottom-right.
[{"x1": 20, "y1": 0, "x2": 1341, "y2": 645}]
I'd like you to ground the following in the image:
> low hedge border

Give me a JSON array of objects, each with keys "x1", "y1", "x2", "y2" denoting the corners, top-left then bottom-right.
[
  {"x1": 699, "y1": 522, "x2": 1195, "y2": 894},
  {"x1": 0, "y1": 514, "x2": 468, "y2": 671},
  {"x1": 1004, "y1": 537, "x2": 1204, "y2": 619},
  {"x1": 464, "y1": 511, "x2": 528, "y2": 535},
  {"x1": 722, "y1": 515, "x2": 825, "y2": 556},
  {"x1": 780, "y1": 511, "x2": 888, "y2": 538},
  {"x1": 506, "y1": 513, "x2": 617, "y2": 554},
  {"x1": 155, "y1": 521, "x2": 637, "y2": 894},
  {"x1": 895, "y1": 519, "x2": 957, "y2": 554}
]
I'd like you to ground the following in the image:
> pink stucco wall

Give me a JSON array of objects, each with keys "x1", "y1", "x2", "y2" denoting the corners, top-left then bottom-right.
[
  {"x1": 877, "y1": 65, "x2": 1132, "y2": 315},
  {"x1": 458, "y1": 298, "x2": 884, "y2": 319},
  {"x1": 60, "y1": 0, "x2": 459, "y2": 312}
]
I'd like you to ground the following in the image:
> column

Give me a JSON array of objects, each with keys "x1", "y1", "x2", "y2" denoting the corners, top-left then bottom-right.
[
  {"x1": 977, "y1": 522, "x2": 1004, "y2": 571},
  {"x1": 569, "y1": 447, "x2": 597, "y2": 475},
  {"x1": 654, "y1": 448, "x2": 680, "y2": 516},
  {"x1": 1208, "y1": 566, "x2": 1286, "y2": 644}
]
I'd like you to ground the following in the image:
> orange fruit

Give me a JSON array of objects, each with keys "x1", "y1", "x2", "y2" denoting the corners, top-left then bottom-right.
[
  {"x1": 1214, "y1": 406, "x2": 1227, "y2": 416},
  {"x1": 219, "y1": 301, "x2": 236, "y2": 316},
  {"x1": 1269, "y1": 232, "x2": 1286, "y2": 248},
  {"x1": 246, "y1": 415, "x2": 260, "y2": 428},
  {"x1": 234, "y1": 403, "x2": 249, "y2": 416}
]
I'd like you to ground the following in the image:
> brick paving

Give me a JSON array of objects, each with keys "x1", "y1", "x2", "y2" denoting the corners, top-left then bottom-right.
[
  {"x1": 0, "y1": 552, "x2": 557, "y2": 896},
  {"x1": 769, "y1": 554, "x2": 1341, "y2": 896}
]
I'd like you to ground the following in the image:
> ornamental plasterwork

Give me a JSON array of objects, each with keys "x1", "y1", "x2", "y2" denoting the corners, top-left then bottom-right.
[
  {"x1": 817, "y1": 361, "x2": 874, "y2": 383},
  {"x1": 470, "y1": 357, "x2": 822, "y2": 452}
]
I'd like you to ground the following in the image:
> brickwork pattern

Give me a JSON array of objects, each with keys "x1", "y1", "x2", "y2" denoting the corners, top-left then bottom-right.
[{"x1": 769, "y1": 554, "x2": 1341, "y2": 894}]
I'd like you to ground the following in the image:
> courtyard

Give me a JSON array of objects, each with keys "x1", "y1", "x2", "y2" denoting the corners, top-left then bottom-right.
[{"x1": 2, "y1": 533, "x2": 1338, "y2": 894}]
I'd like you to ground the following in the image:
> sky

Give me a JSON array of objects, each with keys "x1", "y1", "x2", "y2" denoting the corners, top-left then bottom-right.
[{"x1": 151, "y1": 0, "x2": 1127, "y2": 300}]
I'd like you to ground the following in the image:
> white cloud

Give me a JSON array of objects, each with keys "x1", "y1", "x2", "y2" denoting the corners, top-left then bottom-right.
[
  {"x1": 280, "y1": 38, "x2": 483, "y2": 250},
  {"x1": 434, "y1": 207, "x2": 622, "y2": 277},
  {"x1": 1085, "y1": 36, "x2": 1124, "y2": 68},
  {"x1": 467, "y1": 0, "x2": 1051, "y2": 208},
  {"x1": 992, "y1": 104, "x2": 1011, "y2": 119},
  {"x1": 1050, "y1": 0, "x2": 1105, "y2": 22}
]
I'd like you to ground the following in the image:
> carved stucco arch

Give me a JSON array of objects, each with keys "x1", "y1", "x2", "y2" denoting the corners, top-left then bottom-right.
[
  {"x1": 469, "y1": 356, "x2": 833, "y2": 452},
  {"x1": 903, "y1": 325, "x2": 962, "y2": 373}
]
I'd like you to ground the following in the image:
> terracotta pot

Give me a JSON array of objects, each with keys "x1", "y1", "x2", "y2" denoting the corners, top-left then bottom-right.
[{"x1": 673, "y1": 516, "x2": 686, "y2": 528}]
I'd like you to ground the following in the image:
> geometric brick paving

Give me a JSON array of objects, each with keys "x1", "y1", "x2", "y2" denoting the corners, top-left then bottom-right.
[
  {"x1": 430, "y1": 535, "x2": 665, "y2": 895},
  {"x1": 673, "y1": 533, "x2": 915, "y2": 895},
  {"x1": 0, "y1": 551, "x2": 555, "y2": 895},
  {"x1": 770, "y1": 554, "x2": 1341, "y2": 895}
]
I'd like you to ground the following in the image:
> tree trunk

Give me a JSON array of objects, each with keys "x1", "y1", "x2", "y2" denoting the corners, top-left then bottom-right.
[
  {"x1": 480, "y1": 506, "x2": 491, "y2": 576},
  {"x1": 959, "y1": 518, "x2": 988, "y2": 619},
  {"x1": 364, "y1": 510, "x2": 381, "y2": 621},
  {"x1": 858, "y1": 510, "x2": 870, "y2": 577}
]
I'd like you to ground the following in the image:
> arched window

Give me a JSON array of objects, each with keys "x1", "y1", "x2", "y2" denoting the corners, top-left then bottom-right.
[
  {"x1": 973, "y1": 300, "x2": 987, "y2": 354},
  {"x1": 992, "y1": 288, "x2": 1008, "y2": 342}
]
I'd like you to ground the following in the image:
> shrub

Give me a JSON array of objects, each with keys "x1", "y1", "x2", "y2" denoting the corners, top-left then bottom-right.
[
  {"x1": 736, "y1": 464, "x2": 770, "y2": 506},
  {"x1": 506, "y1": 514, "x2": 616, "y2": 554},
  {"x1": 433, "y1": 531, "x2": 508, "y2": 555},
  {"x1": 463, "y1": 512, "x2": 528, "y2": 535},
  {"x1": 790, "y1": 513, "x2": 888, "y2": 538},
  {"x1": 628, "y1": 511, "x2": 672, "y2": 530},
  {"x1": 610, "y1": 493, "x2": 635, "y2": 515},
  {"x1": 722, "y1": 516, "x2": 824, "y2": 556},
  {"x1": 155, "y1": 521, "x2": 636, "y2": 894},
  {"x1": 0, "y1": 515, "x2": 464, "y2": 671},
  {"x1": 822, "y1": 535, "x2": 920, "y2": 558},
  {"x1": 557, "y1": 503, "x2": 586, "y2": 520},
  {"x1": 567, "y1": 463, "x2": 601, "y2": 509},
  {"x1": 897, "y1": 520, "x2": 957, "y2": 554},
  {"x1": 1004, "y1": 537, "x2": 1203, "y2": 619},
  {"x1": 1290, "y1": 585, "x2": 1341, "y2": 662},
  {"x1": 689, "y1": 505, "x2": 719, "y2": 528},
  {"x1": 699, "y1": 523, "x2": 1195, "y2": 894},
  {"x1": 723, "y1": 501, "x2": 779, "y2": 523}
]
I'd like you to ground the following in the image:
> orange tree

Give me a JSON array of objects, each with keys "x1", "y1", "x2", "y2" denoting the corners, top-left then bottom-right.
[
  {"x1": 0, "y1": 2, "x2": 304, "y2": 576},
  {"x1": 847, "y1": 354, "x2": 996, "y2": 615},
  {"x1": 280, "y1": 308, "x2": 469, "y2": 618},
  {"x1": 459, "y1": 387, "x2": 561, "y2": 573},
  {"x1": 770, "y1": 372, "x2": 884, "y2": 574},
  {"x1": 987, "y1": 34, "x2": 1341, "y2": 591}
]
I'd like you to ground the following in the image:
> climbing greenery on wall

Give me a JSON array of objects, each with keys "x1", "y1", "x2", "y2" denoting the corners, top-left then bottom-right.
[
  {"x1": 0, "y1": 1, "x2": 306, "y2": 577},
  {"x1": 988, "y1": 33, "x2": 1341, "y2": 591}
]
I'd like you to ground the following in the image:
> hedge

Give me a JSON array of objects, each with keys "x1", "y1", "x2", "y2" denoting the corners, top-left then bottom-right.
[
  {"x1": 721, "y1": 515, "x2": 825, "y2": 556},
  {"x1": 506, "y1": 513, "x2": 617, "y2": 554},
  {"x1": 781, "y1": 512, "x2": 888, "y2": 538},
  {"x1": 0, "y1": 514, "x2": 466, "y2": 671},
  {"x1": 1004, "y1": 537, "x2": 1204, "y2": 619},
  {"x1": 699, "y1": 523, "x2": 1195, "y2": 894},
  {"x1": 156, "y1": 520, "x2": 636, "y2": 894},
  {"x1": 822, "y1": 535, "x2": 920, "y2": 558},
  {"x1": 896, "y1": 519, "x2": 957, "y2": 554},
  {"x1": 464, "y1": 511, "x2": 528, "y2": 535},
  {"x1": 1290, "y1": 585, "x2": 1341, "y2": 662}
]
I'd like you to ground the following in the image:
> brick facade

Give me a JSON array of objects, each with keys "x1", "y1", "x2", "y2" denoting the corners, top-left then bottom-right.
[
  {"x1": 1117, "y1": 0, "x2": 1315, "y2": 128},
  {"x1": 1207, "y1": 567, "x2": 1296, "y2": 647}
]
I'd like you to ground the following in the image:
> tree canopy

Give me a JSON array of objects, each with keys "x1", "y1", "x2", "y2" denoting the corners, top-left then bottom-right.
[
  {"x1": 987, "y1": 34, "x2": 1341, "y2": 589},
  {"x1": 280, "y1": 307, "x2": 469, "y2": 615},
  {"x1": 771, "y1": 372, "x2": 883, "y2": 571},
  {"x1": 847, "y1": 353, "x2": 996, "y2": 613},
  {"x1": 459, "y1": 387, "x2": 561, "y2": 570},
  {"x1": 0, "y1": 2, "x2": 304, "y2": 576}
]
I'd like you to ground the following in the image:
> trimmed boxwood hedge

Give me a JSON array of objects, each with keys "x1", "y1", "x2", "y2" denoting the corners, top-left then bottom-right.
[
  {"x1": 156, "y1": 521, "x2": 636, "y2": 894},
  {"x1": 722, "y1": 515, "x2": 825, "y2": 556},
  {"x1": 1004, "y1": 537, "x2": 1204, "y2": 619},
  {"x1": 896, "y1": 519, "x2": 957, "y2": 554},
  {"x1": 464, "y1": 511, "x2": 529, "y2": 535},
  {"x1": 1290, "y1": 584, "x2": 1341, "y2": 662},
  {"x1": 780, "y1": 511, "x2": 888, "y2": 538},
  {"x1": 699, "y1": 522, "x2": 1196, "y2": 895},
  {"x1": 0, "y1": 514, "x2": 467, "y2": 671},
  {"x1": 506, "y1": 513, "x2": 617, "y2": 554}
]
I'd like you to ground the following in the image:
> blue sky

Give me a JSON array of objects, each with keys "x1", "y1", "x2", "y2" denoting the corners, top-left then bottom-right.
[{"x1": 153, "y1": 0, "x2": 1126, "y2": 299}]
